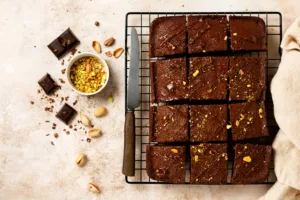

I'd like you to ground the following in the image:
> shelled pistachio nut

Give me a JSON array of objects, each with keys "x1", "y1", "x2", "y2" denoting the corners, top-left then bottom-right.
[
  {"x1": 88, "y1": 182, "x2": 100, "y2": 193},
  {"x1": 94, "y1": 107, "x2": 107, "y2": 117},
  {"x1": 76, "y1": 153, "x2": 87, "y2": 167},
  {"x1": 88, "y1": 128, "x2": 101, "y2": 138}
]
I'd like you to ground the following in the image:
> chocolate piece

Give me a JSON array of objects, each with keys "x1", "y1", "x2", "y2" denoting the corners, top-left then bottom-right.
[
  {"x1": 229, "y1": 16, "x2": 267, "y2": 51},
  {"x1": 231, "y1": 144, "x2": 272, "y2": 184},
  {"x1": 48, "y1": 28, "x2": 80, "y2": 60},
  {"x1": 190, "y1": 144, "x2": 228, "y2": 184},
  {"x1": 189, "y1": 57, "x2": 228, "y2": 100},
  {"x1": 150, "y1": 57, "x2": 188, "y2": 103},
  {"x1": 146, "y1": 145, "x2": 186, "y2": 183},
  {"x1": 55, "y1": 103, "x2": 77, "y2": 125},
  {"x1": 229, "y1": 101, "x2": 268, "y2": 141},
  {"x1": 228, "y1": 56, "x2": 266, "y2": 101},
  {"x1": 150, "y1": 105, "x2": 189, "y2": 143},
  {"x1": 38, "y1": 73, "x2": 58, "y2": 95},
  {"x1": 188, "y1": 15, "x2": 228, "y2": 53},
  {"x1": 190, "y1": 105, "x2": 227, "y2": 142},
  {"x1": 149, "y1": 16, "x2": 186, "y2": 57}
]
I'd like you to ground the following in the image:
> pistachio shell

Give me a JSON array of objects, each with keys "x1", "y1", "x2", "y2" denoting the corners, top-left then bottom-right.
[
  {"x1": 88, "y1": 128, "x2": 101, "y2": 138},
  {"x1": 113, "y1": 48, "x2": 124, "y2": 58},
  {"x1": 94, "y1": 107, "x2": 107, "y2": 117},
  {"x1": 92, "y1": 41, "x2": 102, "y2": 53},
  {"x1": 76, "y1": 153, "x2": 87, "y2": 167},
  {"x1": 88, "y1": 182, "x2": 100, "y2": 193},
  {"x1": 80, "y1": 114, "x2": 91, "y2": 127}
]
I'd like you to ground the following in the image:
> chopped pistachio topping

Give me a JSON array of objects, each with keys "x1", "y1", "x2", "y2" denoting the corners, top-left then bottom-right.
[
  {"x1": 233, "y1": 32, "x2": 238, "y2": 36},
  {"x1": 171, "y1": 148, "x2": 178, "y2": 153},
  {"x1": 235, "y1": 120, "x2": 239, "y2": 127},
  {"x1": 240, "y1": 114, "x2": 245, "y2": 120},
  {"x1": 163, "y1": 116, "x2": 167, "y2": 120},
  {"x1": 224, "y1": 36, "x2": 228, "y2": 40},
  {"x1": 108, "y1": 96, "x2": 114, "y2": 103},
  {"x1": 239, "y1": 69, "x2": 244, "y2": 75},
  {"x1": 247, "y1": 84, "x2": 251, "y2": 87},
  {"x1": 259, "y1": 108, "x2": 263, "y2": 114},
  {"x1": 183, "y1": 81, "x2": 186, "y2": 85},
  {"x1": 171, "y1": 117, "x2": 174, "y2": 122},
  {"x1": 205, "y1": 114, "x2": 208, "y2": 118},
  {"x1": 243, "y1": 156, "x2": 252, "y2": 163},
  {"x1": 202, "y1": 50, "x2": 206, "y2": 53},
  {"x1": 207, "y1": 89, "x2": 212, "y2": 93},
  {"x1": 193, "y1": 70, "x2": 199, "y2": 77},
  {"x1": 226, "y1": 124, "x2": 232, "y2": 129},
  {"x1": 194, "y1": 155, "x2": 199, "y2": 162}
]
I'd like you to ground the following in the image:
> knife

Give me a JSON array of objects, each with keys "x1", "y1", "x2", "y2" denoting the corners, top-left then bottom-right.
[{"x1": 122, "y1": 27, "x2": 140, "y2": 176}]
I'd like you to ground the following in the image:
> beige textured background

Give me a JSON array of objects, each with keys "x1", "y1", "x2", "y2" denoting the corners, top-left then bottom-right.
[{"x1": 0, "y1": 0, "x2": 299, "y2": 199}]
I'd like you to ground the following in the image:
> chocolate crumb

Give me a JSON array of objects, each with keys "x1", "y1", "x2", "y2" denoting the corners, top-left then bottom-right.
[
  {"x1": 78, "y1": 51, "x2": 81, "y2": 54},
  {"x1": 85, "y1": 131, "x2": 87, "y2": 134},
  {"x1": 45, "y1": 120, "x2": 50, "y2": 123},
  {"x1": 66, "y1": 131, "x2": 70, "y2": 135},
  {"x1": 74, "y1": 128, "x2": 77, "y2": 131},
  {"x1": 91, "y1": 124, "x2": 94, "y2": 128},
  {"x1": 69, "y1": 125, "x2": 73, "y2": 129},
  {"x1": 51, "y1": 141, "x2": 55, "y2": 146},
  {"x1": 46, "y1": 133, "x2": 50, "y2": 136},
  {"x1": 56, "y1": 94, "x2": 58, "y2": 97},
  {"x1": 53, "y1": 123, "x2": 57, "y2": 126},
  {"x1": 95, "y1": 21, "x2": 100, "y2": 26},
  {"x1": 52, "y1": 127, "x2": 56, "y2": 130},
  {"x1": 54, "y1": 133, "x2": 59, "y2": 138},
  {"x1": 37, "y1": 89, "x2": 41, "y2": 94},
  {"x1": 61, "y1": 69, "x2": 66, "y2": 74},
  {"x1": 71, "y1": 48, "x2": 77, "y2": 55},
  {"x1": 61, "y1": 60, "x2": 65, "y2": 65},
  {"x1": 73, "y1": 100, "x2": 78, "y2": 106},
  {"x1": 63, "y1": 129, "x2": 66, "y2": 131},
  {"x1": 30, "y1": 101, "x2": 34, "y2": 105},
  {"x1": 34, "y1": 46, "x2": 36, "y2": 48},
  {"x1": 65, "y1": 96, "x2": 69, "y2": 101},
  {"x1": 87, "y1": 138, "x2": 91, "y2": 143},
  {"x1": 59, "y1": 78, "x2": 65, "y2": 84},
  {"x1": 49, "y1": 98, "x2": 55, "y2": 103}
]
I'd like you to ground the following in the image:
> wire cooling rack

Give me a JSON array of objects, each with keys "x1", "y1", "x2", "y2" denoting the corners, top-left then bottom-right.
[{"x1": 125, "y1": 12, "x2": 282, "y2": 184}]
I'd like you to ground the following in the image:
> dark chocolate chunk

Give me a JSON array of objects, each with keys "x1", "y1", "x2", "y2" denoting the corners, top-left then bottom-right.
[
  {"x1": 190, "y1": 105, "x2": 227, "y2": 142},
  {"x1": 38, "y1": 73, "x2": 58, "y2": 95},
  {"x1": 228, "y1": 56, "x2": 266, "y2": 101},
  {"x1": 229, "y1": 16, "x2": 267, "y2": 51},
  {"x1": 190, "y1": 144, "x2": 228, "y2": 184},
  {"x1": 55, "y1": 103, "x2": 77, "y2": 125},
  {"x1": 229, "y1": 101, "x2": 268, "y2": 141},
  {"x1": 150, "y1": 57, "x2": 188, "y2": 103},
  {"x1": 188, "y1": 15, "x2": 228, "y2": 53},
  {"x1": 146, "y1": 145, "x2": 186, "y2": 183},
  {"x1": 231, "y1": 144, "x2": 272, "y2": 184},
  {"x1": 149, "y1": 16, "x2": 186, "y2": 57},
  {"x1": 149, "y1": 105, "x2": 189, "y2": 143},
  {"x1": 48, "y1": 28, "x2": 80, "y2": 60},
  {"x1": 189, "y1": 57, "x2": 228, "y2": 100}
]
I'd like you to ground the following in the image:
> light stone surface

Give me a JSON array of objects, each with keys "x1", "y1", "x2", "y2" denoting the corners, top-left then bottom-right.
[{"x1": 0, "y1": 0, "x2": 299, "y2": 199}]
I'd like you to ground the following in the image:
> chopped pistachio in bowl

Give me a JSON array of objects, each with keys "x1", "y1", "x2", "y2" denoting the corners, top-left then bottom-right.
[{"x1": 66, "y1": 52, "x2": 109, "y2": 96}]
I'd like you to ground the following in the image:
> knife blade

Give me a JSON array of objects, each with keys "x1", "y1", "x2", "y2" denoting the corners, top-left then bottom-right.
[{"x1": 122, "y1": 27, "x2": 140, "y2": 176}]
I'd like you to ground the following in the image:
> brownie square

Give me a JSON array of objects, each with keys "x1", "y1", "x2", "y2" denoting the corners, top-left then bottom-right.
[
  {"x1": 56, "y1": 103, "x2": 77, "y2": 125},
  {"x1": 229, "y1": 16, "x2": 267, "y2": 51},
  {"x1": 149, "y1": 16, "x2": 186, "y2": 57},
  {"x1": 190, "y1": 144, "x2": 228, "y2": 184},
  {"x1": 231, "y1": 144, "x2": 272, "y2": 184},
  {"x1": 150, "y1": 105, "x2": 189, "y2": 143},
  {"x1": 150, "y1": 57, "x2": 188, "y2": 103},
  {"x1": 190, "y1": 105, "x2": 227, "y2": 142},
  {"x1": 189, "y1": 57, "x2": 228, "y2": 100},
  {"x1": 229, "y1": 101, "x2": 268, "y2": 141},
  {"x1": 188, "y1": 15, "x2": 228, "y2": 54},
  {"x1": 38, "y1": 73, "x2": 58, "y2": 95},
  {"x1": 228, "y1": 57, "x2": 266, "y2": 101},
  {"x1": 146, "y1": 145, "x2": 186, "y2": 183},
  {"x1": 48, "y1": 28, "x2": 80, "y2": 60}
]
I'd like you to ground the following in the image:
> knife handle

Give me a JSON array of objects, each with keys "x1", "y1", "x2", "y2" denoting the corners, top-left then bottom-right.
[{"x1": 122, "y1": 111, "x2": 135, "y2": 176}]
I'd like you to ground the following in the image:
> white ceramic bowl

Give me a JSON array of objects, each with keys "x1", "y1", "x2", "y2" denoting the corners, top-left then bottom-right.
[{"x1": 66, "y1": 52, "x2": 109, "y2": 96}]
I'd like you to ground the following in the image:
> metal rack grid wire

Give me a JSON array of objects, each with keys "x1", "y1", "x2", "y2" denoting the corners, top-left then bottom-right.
[{"x1": 125, "y1": 12, "x2": 282, "y2": 184}]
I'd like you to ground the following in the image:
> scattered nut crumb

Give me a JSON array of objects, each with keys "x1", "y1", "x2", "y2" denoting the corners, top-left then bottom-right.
[
  {"x1": 54, "y1": 133, "x2": 59, "y2": 138},
  {"x1": 66, "y1": 131, "x2": 70, "y2": 135},
  {"x1": 37, "y1": 89, "x2": 41, "y2": 94},
  {"x1": 51, "y1": 141, "x2": 55, "y2": 146},
  {"x1": 45, "y1": 120, "x2": 50, "y2": 123},
  {"x1": 30, "y1": 101, "x2": 34, "y2": 105},
  {"x1": 105, "y1": 51, "x2": 112, "y2": 57},
  {"x1": 104, "y1": 37, "x2": 115, "y2": 47},
  {"x1": 73, "y1": 100, "x2": 78, "y2": 106},
  {"x1": 65, "y1": 96, "x2": 69, "y2": 101},
  {"x1": 94, "y1": 21, "x2": 100, "y2": 26},
  {"x1": 69, "y1": 125, "x2": 73, "y2": 129},
  {"x1": 59, "y1": 78, "x2": 65, "y2": 84},
  {"x1": 61, "y1": 69, "x2": 66, "y2": 74},
  {"x1": 71, "y1": 48, "x2": 77, "y2": 55},
  {"x1": 61, "y1": 60, "x2": 65, "y2": 65},
  {"x1": 46, "y1": 133, "x2": 50, "y2": 136},
  {"x1": 87, "y1": 138, "x2": 91, "y2": 143}
]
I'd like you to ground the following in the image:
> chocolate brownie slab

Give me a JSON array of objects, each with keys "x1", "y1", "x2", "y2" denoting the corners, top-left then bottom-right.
[
  {"x1": 229, "y1": 101, "x2": 268, "y2": 141},
  {"x1": 229, "y1": 16, "x2": 267, "y2": 51},
  {"x1": 190, "y1": 144, "x2": 228, "y2": 184},
  {"x1": 150, "y1": 57, "x2": 188, "y2": 103},
  {"x1": 188, "y1": 15, "x2": 228, "y2": 53},
  {"x1": 149, "y1": 16, "x2": 186, "y2": 57},
  {"x1": 150, "y1": 105, "x2": 189, "y2": 143},
  {"x1": 189, "y1": 57, "x2": 228, "y2": 100},
  {"x1": 146, "y1": 145, "x2": 186, "y2": 183},
  {"x1": 190, "y1": 105, "x2": 227, "y2": 142},
  {"x1": 228, "y1": 56, "x2": 266, "y2": 101},
  {"x1": 231, "y1": 144, "x2": 272, "y2": 184}
]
